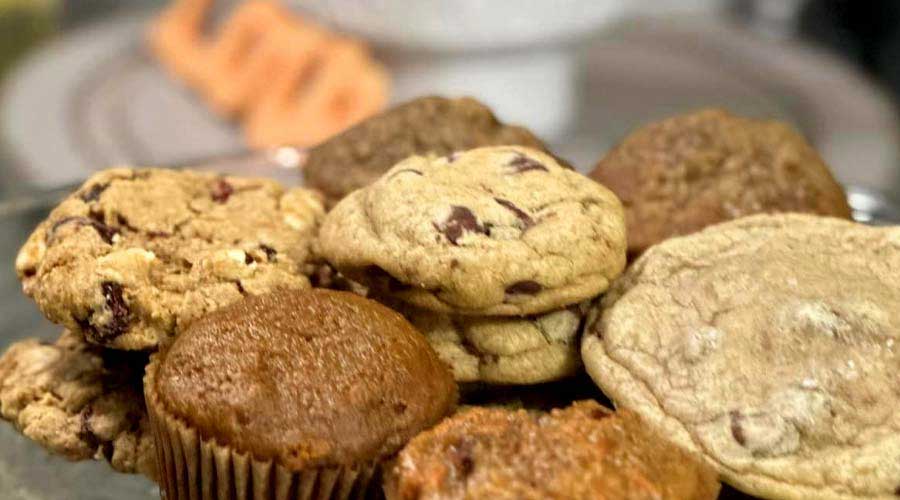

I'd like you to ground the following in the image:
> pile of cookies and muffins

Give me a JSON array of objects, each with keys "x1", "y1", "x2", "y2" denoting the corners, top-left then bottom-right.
[{"x1": 1, "y1": 96, "x2": 897, "y2": 500}]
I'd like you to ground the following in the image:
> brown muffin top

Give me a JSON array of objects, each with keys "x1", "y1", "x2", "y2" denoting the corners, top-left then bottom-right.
[
  {"x1": 387, "y1": 401, "x2": 720, "y2": 500},
  {"x1": 153, "y1": 289, "x2": 457, "y2": 469},
  {"x1": 303, "y1": 96, "x2": 549, "y2": 203},
  {"x1": 589, "y1": 108, "x2": 852, "y2": 257}
]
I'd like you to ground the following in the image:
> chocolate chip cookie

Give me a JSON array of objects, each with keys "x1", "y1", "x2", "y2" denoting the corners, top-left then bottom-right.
[
  {"x1": 406, "y1": 304, "x2": 587, "y2": 385},
  {"x1": 589, "y1": 109, "x2": 852, "y2": 257},
  {"x1": 0, "y1": 330, "x2": 155, "y2": 477},
  {"x1": 385, "y1": 401, "x2": 720, "y2": 500},
  {"x1": 303, "y1": 96, "x2": 550, "y2": 204},
  {"x1": 582, "y1": 214, "x2": 900, "y2": 499},
  {"x1": 317, "y1": 146, "x2": 627, "y2": 316},
  {"x1": 16, "y1": 168, "x2": 325, "y2": 350}
]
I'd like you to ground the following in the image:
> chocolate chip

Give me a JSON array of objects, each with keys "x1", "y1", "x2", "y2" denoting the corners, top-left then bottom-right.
[
  {"x1": 22, "y1": 268, "x2": 36, "y2": 278},
  {"x1": 259, "y1": 244, "x2": 277, "y2": 261},
  {"x1": 235, "y1": 281, "x2": 246, "y2": 294},
  {"x1": 77, "y1": 406, "x2": 99, "y2": 450},
  {"x1": 79, "y1": 183, "x2": 108, "y2": 202},
  {"x1": 730, "y1": 410, "x2": 746, "y2": 446},
  {"x1": 505, "y1": 280, "x2": 542, "y2": 295},
  {"x1": 366, "y1": 265, "x2": 410, "y2": 293},
  {"x1": 507, "y1": 153, "x2": 548, "y2": 173},
  {"x1": 448, "y1": 438, "x2": 474, "y2": 479},
  {"x1": 494, "y1": 198, "x2": 534, "y2": 229},
  {"x1": 210, "y1": 179, "x2": 234, "y2": 203},
  {"x1": 49, "y1": 217, "x2": 118, "y2": 245},
  {"x1": 95, "y1": 282, "x2": 131, "y2": 342},
  {"x1": 393, "y1": 402, "x2": 407, "y2": 415},
  {"x1": 147, "y1": 231, "x2": 171, "y2": 238},
  {"x1": 589, "y1": 407, "x2": 612, "y2": 421},
  {"x1": 100, "y1": 441, "x2": 115, "y2": 461},
  {"x1": 894, "y1": 485, "x2": 900, "y2": 496},
  {"x1": 115, "y1": 213, "x2": 138, "y2": 232},
  {"x1": 433, "y1": 206, "x2": 487, "y2": 245},
  {"x1": 244, "y1": 252, "x2": 254, "y2": 264}
]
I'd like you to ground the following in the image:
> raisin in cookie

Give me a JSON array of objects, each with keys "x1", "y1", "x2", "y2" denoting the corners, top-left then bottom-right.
[
  {"x1": 582, "y1": 214, "x2": 900, "y2": 499},
  {"x1": 406, "y1": 304, "x2": 586, "y2": 385},
  {"x1": 0, "y1": 330, "x2": 155, "y2": 478},
  {"x1": 16, "y1": 168, "x2": 324, "y2": 350},
  {"x1": 589, "y1": 109, "x2": 852, "y2": 257},
  {"x1": 317, "y1": 146, "x2": 626, "y2": 316},
  {"x1": 385, "y1": 401, "x2": 720, "y2": 500},
  {"x1": 303, "y1": 96, "x2": 550, "y2": 204}
]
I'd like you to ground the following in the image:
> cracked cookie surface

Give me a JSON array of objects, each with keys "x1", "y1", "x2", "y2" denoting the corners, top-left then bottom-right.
[
  {"x1": 0, "y1": 330, "x2": 155, "y2": 478},
  {"x1": 405, "y1": 304, "x2": 586, "y2": 385},
  {"x1": 589, "y1": 109, "x2": 852, "y2": 257},
  {"x1": 317, "y1": 146, "x2": 626, "y2": 316},
  {"x1": 582, "y1": 214, "x2": 900, "y2": 499},
  {"x1": 16, "y1": 168, "x2": 324, "y2": 350},
  {"x1": 303, "y1": 96, "x2": 549, "y2": 204},
  {"x1": 385, "y1": 401, "x2": 720, "y2": 500}
]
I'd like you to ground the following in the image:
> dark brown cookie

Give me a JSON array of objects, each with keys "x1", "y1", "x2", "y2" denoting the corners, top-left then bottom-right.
[
  {"x1": 303, "y1": 96, "x2": 550, "y2": 204},
  {"x1": 588, "y1": 108, "x2": 852, "y2": 257}
]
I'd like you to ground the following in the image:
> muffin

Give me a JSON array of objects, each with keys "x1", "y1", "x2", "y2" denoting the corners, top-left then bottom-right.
[
  {"x1": 385, "y1": 401, "x2": 720, "y2": 500},
  {"x1": 588, "y1": 108, "x2": 852, "y2": 257},
  {"x1": 145, "y1": 289, "x2": 457, "y2": 500},
  {"x1": 303, "y1": 96, "x2": 550, "y2": 204}
]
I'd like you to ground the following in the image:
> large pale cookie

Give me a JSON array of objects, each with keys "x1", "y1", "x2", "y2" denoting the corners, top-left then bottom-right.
[{"x1": 582, "y1": 214, "x2": 900, "y2": 499}]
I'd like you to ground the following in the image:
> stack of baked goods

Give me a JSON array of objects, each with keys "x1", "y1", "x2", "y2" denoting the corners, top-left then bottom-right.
[{"x1": 1, "y1": 96, "x2": 897, "y2": 500}]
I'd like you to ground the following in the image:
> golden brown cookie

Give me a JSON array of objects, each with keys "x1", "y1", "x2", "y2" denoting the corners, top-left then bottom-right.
[
  {"x1": 16, "y1": 168, "x2": 324, "y2": 350},
  {"x1": 317, "y1": 146, "x2": 626, "y2": 316},
  {"x1": 589, "y1": 109, "x2": 852, "y2": 256},
  {"x1": 0, "y1": 331, "x2": 154, "y2": 478},
  {"x1": 582, "y1": 214, "x2": 900, "y2": 499},
  {"x1": 386, "y1": 401, "x2": 720, "y2": 500}
]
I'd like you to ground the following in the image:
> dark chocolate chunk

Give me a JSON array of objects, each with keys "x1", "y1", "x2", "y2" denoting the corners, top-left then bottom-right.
[
  {"x1": 100, "y1": 441, "x2": 115, "y2": 461},
  {"x1": 366, "y1": 265, "x2": 410, "y2": 293},
  {"x1": 96, "y1": 282, "x2": 131, "y2": 342},
  {"x1": 589, "y1": 407, "x2": 612, "y2": 421},
  {"x1": 79, "y1": 183, "x2": 109, "y2": 203},
  {"x1": 115, "y1": 213, "x2": 138, "y2": 232},
  {"x1": 244, "y1": 252, "x2": 254, "y2": 264},
  {"x1": 448, "y1": 438, "x2": 475, "y2": 479},
  {"x1": 494, "y1": 198, "x2": 534, "y2": 228},
  {"x1": 210, "y1": 179, "x2": 234, "y2": 203},
  {"x1": 49, "y1": 217, "x2": 118, "y2": 245},
  {"x1": 434, "y1": 206, "x2": 487, "y2": 245},
  {"x1": 505, "y1": 280, "x2": 543, "y2": 295},
  {"x1": 259, "y1": 245, "x2": 277, "y2": 261},
  {"x1": 235, "y1": 281, "x2": 246, "y2": 294},
  {"x1": 730, "y1": 410, "x2": 746, "y2": 446},
  {"x1": 76, "y1": 405, "x2": 100, "y2": 450},
  {"x1": 507, "y1": 153, "x2": 548, "y2": 173}
]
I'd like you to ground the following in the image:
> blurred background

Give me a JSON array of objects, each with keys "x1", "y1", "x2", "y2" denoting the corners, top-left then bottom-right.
[{"x1": 1, "y1": 0, "x2": 899, "y2": 194}]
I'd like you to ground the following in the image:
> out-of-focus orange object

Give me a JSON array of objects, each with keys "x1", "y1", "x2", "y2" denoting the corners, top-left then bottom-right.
[{"x1": 147, "y1": 0, "x2": 390, "y2": 148}]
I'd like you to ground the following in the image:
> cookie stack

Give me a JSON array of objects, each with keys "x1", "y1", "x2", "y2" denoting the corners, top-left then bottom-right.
[
  {"x1": 1, "y1": 168, "x2": 326, "y2": 477},
  {"x1": 316, "y1": 145, "x2": 628, "y2": 385}
]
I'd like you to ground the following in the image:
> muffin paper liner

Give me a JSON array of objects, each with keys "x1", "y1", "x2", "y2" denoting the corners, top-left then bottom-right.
[{"x1": 145, "y1": 357, "x2": 382, "y2": 500}]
